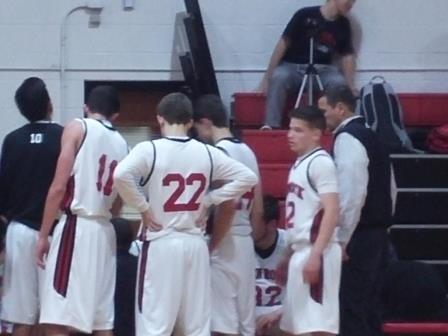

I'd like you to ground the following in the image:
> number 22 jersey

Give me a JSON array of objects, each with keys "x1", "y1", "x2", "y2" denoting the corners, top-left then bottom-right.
[{"x1": 114, "y1": 137, "x2": 258, "y2": 241}]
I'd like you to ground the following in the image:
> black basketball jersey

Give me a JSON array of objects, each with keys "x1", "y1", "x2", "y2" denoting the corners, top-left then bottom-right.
[{"x1": 0, "y1": 121, "x2": 63, "y2": 230}]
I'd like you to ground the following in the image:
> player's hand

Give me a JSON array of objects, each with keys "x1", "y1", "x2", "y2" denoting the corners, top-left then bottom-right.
[
  {"x1": 36, "y1": 236, "x2": 50, "y2": 269},
  {"x1": 142, "y1": 210, "x2": 162, "y2": 232},
  {"x1": 256, "y1": 309, "x2": 282, "y2": 335},
  {"x1": 303, "y1": 252, "x2": 322, "y2": 285},
  {"x1": 195, "y1": 203, "x2": 210, "y2": 230}
]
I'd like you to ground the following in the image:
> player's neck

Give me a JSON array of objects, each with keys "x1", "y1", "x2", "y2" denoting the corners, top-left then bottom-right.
[
  {"x1": 212, "y1": 127, "x2": 233, "y2": 144},
  {"x1": 299, "y1": 144, "x2": 321, "y2": 158},
  {"x1": 256, "y1": 228, "x2": 278, "y2": 252},
  {"x1": 321, "y1": 2, "x2": 340, "y2": 21},
  {"x1": 162, "y1": 124, "x2": 189, "y2": 138},
  {"x1": 88, "y1": 112, "x2": 107, "y2": 121}
]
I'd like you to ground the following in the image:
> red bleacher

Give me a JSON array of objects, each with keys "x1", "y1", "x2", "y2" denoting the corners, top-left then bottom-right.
[
  {"x1": 383, "y1": 322, "x2": 448, "y2": 335},
  {"x1": 400, "y1": 94, "x2": 448, "y2": 127},
  {"x1": 234, "y1": 92, "x2": 448, "y2": 128}
]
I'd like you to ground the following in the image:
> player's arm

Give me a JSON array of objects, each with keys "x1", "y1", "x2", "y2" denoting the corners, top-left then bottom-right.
[
  {"x1": 110, "y1": 144, "x2": 130, "y2": 218},
  {"x1": 276, "y1": 245, "x2": 294, "y2": 287},
  {"x1": 208, "y1": 200, "x2": 236, "y2": 252},
  {"x1": 303, "y1": 157, "x2": 340, "y2": 284},
  {"x1": 202, "y1": 180, "x2": 236, "y2": 252},
  {"x1": 303, "y1": 192, "x2": 339, "y2": 284},
  {"x1": 205, "y1": 148, "x2": 258, "y2": 208},
  {"x1": 110, "y1": 196, "x2": 123, "y2": 218},
  {"x1": 36, "y1": 120, "x2": 84, "y2": 268},
  {"x1": 205, "y1": 148, "x2": 258, "y2": 250},
  {"x1": 250, "y1": 182, "x2": 265, "y2": 242},
  {"x1": 114, "y1": 142, "x2": 160, "y2": 231}
]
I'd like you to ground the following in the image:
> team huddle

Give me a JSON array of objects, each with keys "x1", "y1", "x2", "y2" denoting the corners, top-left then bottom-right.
[{"x1": 0, "y1": 77, "x2": 390, "y2": 336}]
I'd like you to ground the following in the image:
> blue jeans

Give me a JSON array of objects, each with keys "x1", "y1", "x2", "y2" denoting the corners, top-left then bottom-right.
[{"x1": 265, "y1": 62, "x2": 347, "y2": 127}]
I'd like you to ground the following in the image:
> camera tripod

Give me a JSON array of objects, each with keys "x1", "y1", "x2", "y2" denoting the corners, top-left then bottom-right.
[{"x1": 294, "y1": 36, "x2": 324, "y2": 108}]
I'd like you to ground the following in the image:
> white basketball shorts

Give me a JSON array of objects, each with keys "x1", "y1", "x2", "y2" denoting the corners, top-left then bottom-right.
[
  {"x1": 39, "y1": 214, "x2": 116, "y2": 333},
  {"x1": 136, "y1": 232, "x2": 210, "y2": 336},
  {"x1": 280, "y1": 242, "x2": 341, "y2": 335},
  {"x1": 1, "y1": 221, "x2": 45, "y2": 325},
  {"x1": 211, "y1": 234, "x2": 256, "y2": 336}
]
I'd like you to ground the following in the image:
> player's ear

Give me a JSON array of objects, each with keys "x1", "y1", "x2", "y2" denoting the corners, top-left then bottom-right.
[
  {"x1": 109, "y1": 112, "x2": 120, "y2": 122},
  {"x1": 83, "y1": 104, "x2": 90, "y2": 118},
  {"x1": 156, "y1": 114, "x2": 165, "y2": 127},
  {"x1": 186, "y1": 119, "x2": 193, "y2": 129},
  {"x1": 311, "y1": 127, "x2": 322, "y2": 142}
]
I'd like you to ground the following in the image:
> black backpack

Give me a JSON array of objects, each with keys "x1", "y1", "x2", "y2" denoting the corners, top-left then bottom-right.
[{"x1": 358, "y1": 76, "x2": 422, "y2": 153}]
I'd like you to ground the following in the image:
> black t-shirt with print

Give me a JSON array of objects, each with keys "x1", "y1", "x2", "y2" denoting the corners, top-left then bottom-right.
[{"x1": 282, "y1": 6, "x2": 354, "y2": 64}]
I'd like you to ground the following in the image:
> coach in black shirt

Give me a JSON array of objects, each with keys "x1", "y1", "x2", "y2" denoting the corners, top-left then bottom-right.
[
  {"x1": 0, "y1": 77, "x2": 63, "y2": 335},
  {"x1": 260, "y1": 0, "x2": 357, "y2": 129}
]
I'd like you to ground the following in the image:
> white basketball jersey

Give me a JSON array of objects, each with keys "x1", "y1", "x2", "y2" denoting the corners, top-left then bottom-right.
[
  {"x1": 215, "y1": 138, "x2": 260, "y2": 236},
  {"x1": 255, "y1": 229, "x2": 288, "y2": 314},
  {"x1": 62, "y1": 118, "x2": 127, "y2": 219},
  {"x1": 128, "y1": 137, "x2": 256, "y2": 241},
  {"x1": 286, "y1": 148, "x2": 338, "y2": 244}
]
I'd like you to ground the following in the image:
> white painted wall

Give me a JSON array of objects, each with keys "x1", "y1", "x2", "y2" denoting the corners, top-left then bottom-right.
[{"x1": 0, "y1": 0, "x2": 447, "y2": 140}]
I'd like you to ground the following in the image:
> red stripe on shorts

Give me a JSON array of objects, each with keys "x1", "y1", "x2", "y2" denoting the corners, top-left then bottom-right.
[
  {"x1": 53, "y1": 214, "x2": 77, "y2": 297},
  {"x1": 310, "y1": 255, "x2": 324, "y2": 304},
  {"x1": 60, "y1": 176, "x2": 75, "y2": 211},
  {"x1": 137, "y1": 241, "x2": 150, "y2": 313},
  {"x1": 309, "y1": 209, "x2": 324, "y2": 303},
  {"x1": 310, "y1": 209, "x2": 323, "y2": 244}
]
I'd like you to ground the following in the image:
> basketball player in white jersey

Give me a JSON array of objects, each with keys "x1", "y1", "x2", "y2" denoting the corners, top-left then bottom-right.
[
  {"x1": 36, "y1": 86, "x2": 128, "y2": 336},
  {"x1": 277, "y1": 106, "x2": 341, "y2": 336},
  {"x1": 254, "y1": 195, "x2": 288, "y2": 336},
  {"x1": 194, "y1": 94, "x2": 264, "y2": 336},
  {"x1": 114, "y1": 92, "x2": 258, "y2": 336}
]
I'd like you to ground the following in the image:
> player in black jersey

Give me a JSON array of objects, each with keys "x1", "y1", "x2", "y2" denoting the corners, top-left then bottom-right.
[{"x1": 0, "y1": 77, "x2": 63, "y2": 336}]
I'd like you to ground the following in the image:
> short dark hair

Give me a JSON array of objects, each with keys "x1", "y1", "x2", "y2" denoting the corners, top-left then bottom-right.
[
  {"x1": 111, "y1": 217, "x2": 135, "y2": 250},
  {"x1": 194, "y1": 94, "x2": 229, "y2": 128},
  {"x1": 289, "y1": 105, "x2": 326, "y2": 131},
  {"x1": 86, "y1": 85, "x2": 120, "y2": 118},
  {"x1": 263, "y1": 194, "x2": 280, "y2": 222},
  {"x1": 15, "y1": 77, "x2": 50, "y2": 122},
  {"x1": 157, "y1": 92, "x2": 193, "y2": 125},
  {"x1": 324, "y1": 84, "x2": 357, "y2": 112}
]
